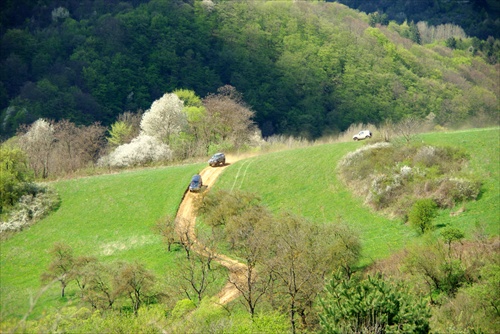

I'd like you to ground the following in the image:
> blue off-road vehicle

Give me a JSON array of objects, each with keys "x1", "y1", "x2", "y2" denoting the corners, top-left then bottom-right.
[
  {"x1": 189, "y1": 174, "x2": 203, "y2": 192},
  {"x1": 208, "y1": 153, "x2": 226, "y2": 167}
]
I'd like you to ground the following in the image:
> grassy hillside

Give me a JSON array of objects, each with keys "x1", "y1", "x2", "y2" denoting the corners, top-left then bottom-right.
[
  {"x1": 214, "y1": 128, "x2": 500, "y2": 262},
  {"x1": 0, "y1": 163, "x2": 204, "y2": 319},
  {"x1": 1, "y1": 128, "x2": 498, "y2": 322}
]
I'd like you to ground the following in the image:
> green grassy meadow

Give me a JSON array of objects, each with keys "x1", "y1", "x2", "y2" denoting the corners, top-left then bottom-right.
[
  {"x1": 1, "y1": 127, "x2": 498, "y2": 322},
  {"x1": 0, "y1": 164, "x2": 204, "y2": 319},
  {"x1": 215, "y1": 128, "x2": 500, "y2": 262},
  {"x1": 216, "y1": 142, "x2": 415, "y2": 264}
]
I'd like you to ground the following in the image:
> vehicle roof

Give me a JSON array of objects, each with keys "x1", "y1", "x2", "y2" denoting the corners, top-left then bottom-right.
[{"x1": 191, "y1": 174, "x2": 201, "y2": 181}]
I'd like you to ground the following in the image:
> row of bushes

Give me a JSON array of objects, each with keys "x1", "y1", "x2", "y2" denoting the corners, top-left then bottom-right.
[
  {"x1": 0, "y1": 183, "x2": 59, "y2": 239},
  {"x1": 338, "y1": 141, "x2": 481, "y2": 229}
]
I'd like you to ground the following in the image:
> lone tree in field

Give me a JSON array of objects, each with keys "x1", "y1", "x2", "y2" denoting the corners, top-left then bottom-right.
[
  {"x1": 41, "y1": 242, "x2": 76, "y2": 297},
  {"x1": 153, "y1": 214, "x2": 178, "y2": 252}
]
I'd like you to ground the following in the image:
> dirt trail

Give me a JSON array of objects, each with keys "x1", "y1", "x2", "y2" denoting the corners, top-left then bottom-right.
[{"x1": 175, "y1": 158, "x2": 247, "y2": 305}]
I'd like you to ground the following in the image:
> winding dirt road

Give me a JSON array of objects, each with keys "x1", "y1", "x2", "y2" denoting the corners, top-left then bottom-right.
[{"x1": 174, "y1": 158, "x2": 247, "y2": 305}]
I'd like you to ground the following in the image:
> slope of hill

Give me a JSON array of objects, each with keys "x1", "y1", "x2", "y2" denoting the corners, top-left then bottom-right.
[
  {"x1": 214, "y1": 128, "x2": 500, "y2": 260},
  {"x1": 0, "y1": 163, "x2": 205, "y2": 319},
  {"x1": 1, "y1": 128, "x2": 498, "y2": 324},
  {"x1": 333, "y1": 0, "x2": 500, "y2": 40},
  {"x1": 1, "y1": 0, "x2": 498, "y2": 139}
]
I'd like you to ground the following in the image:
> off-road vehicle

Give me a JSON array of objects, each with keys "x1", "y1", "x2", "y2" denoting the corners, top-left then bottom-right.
[
  {"x1": 209, "y1": 153, "x2": 226, "y2": 167},
  {"x1": 189, "y1": 174, "x2": 203, "y2": 192},
  {"x1": 353, "y1": 130, "x2": 372, "y2": 141}
]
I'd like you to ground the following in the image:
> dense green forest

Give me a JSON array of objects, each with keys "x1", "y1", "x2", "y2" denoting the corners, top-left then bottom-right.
[
  {"x1": 1, "y1": 0, "x2": 499, "y2": 140},
  {"x1": 334, "y1": 0, "x2": 500, "y2": 40}
]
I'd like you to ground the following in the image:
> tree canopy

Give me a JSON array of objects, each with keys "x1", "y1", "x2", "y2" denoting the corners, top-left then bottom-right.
[{"x1": 1, "y1": 0, "x2": 498, "y2": 140}]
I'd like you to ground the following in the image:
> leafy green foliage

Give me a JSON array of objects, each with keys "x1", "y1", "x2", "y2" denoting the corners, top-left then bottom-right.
[
  {"x1": 199, "y1": 189, "x2": 361, "y2": 331},
  {"x1": 404, "y1": 238, "x2": 475, "y2": 299},
  {"x1": 0, "y1": 145, "x2": 33, "y2": 213},
  {"x1": 408, "y1": 199, "x2": 438, "y2": 234},
  {"x1": 0, "y1": 128, "x2": 498, "y2": 332},
  {"x1": 431, "y1": 263, "x2": 500, "y2": 333},
  {"x1": 336, "y1": 0, "x2": 500, "y2": 40},
  {"x1": 171, "y1": 299, "x2": 197, "y2": 319},
  {"x1": 440, "y1": 227, "x2": 464, "y2": 249},
  {"x1": 107, "y1": 121, "x2": 133, "y2": 148},
  {"x1": 1, "y1": 1, "x2": 498, "y2": 140},
  {"x1": 319, "y1": 272, "x2": 431, "y2": 333}
]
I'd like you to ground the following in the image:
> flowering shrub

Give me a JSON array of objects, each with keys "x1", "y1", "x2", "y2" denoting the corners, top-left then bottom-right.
[
  {"x1": 338, "y1": 142, "x2": 391, "y2": 168},
  {"x1": 140, "y1": 93, "x2": 187, "y2": 143},
  {"x1": 18, "y1": 119, "x2": 56, "y2": 178},
  {"x1": 338, "y1": 142, "x2": 480, "y2": 220},
  {"x1": 432, "y1": 177, "x2": 481, "y2": 207},
  {"x1": 0, "y1": 184, "x2": 60, "y2": 235},
  {"x1": 100, "y1": 134, "x2": 172, "y2": 168},
  {"x1": 100, "y1": 93, "x2": 183, "y2": 168}
]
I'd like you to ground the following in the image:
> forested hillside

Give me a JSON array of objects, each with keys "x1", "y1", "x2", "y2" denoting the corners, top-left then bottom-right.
[
  {"x1": 334, "y1": 0, "x2": 500, "y2": 40},
  {"x1": 1, "y1": 0, "x2": 499, "y2": 140}
]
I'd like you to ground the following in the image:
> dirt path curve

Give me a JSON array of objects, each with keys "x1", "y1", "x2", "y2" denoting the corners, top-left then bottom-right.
[{"x1": 175, "y1": 158, "x2": 247, "y2": 305}]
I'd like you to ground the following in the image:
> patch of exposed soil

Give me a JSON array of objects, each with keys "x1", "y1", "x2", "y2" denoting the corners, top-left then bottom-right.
[{"x1": 175, "y1": 158, "x2": 247, "y2": 305}]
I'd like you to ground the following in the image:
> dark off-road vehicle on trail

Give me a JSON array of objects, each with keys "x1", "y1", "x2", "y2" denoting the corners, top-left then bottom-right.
[
  {"x1": 209, "y1": 153, "x2": 226, "y2": 167},
  {"x1": 189, "y1": 174, "x2": 203, "y2": 192}
]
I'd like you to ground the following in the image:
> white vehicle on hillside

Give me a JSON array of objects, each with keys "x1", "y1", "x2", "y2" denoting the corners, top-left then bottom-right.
[{"x1": 353, "y1": 130, "x2": 372, "y2": 141}]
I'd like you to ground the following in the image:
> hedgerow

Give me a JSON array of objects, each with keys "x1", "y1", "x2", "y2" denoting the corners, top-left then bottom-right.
[
  {"x1": 338, "y1": 142, "x2": 480, "y2": 220},
  {"x1": 0, "y1": 183, "x2": 60, "y2": 237}
]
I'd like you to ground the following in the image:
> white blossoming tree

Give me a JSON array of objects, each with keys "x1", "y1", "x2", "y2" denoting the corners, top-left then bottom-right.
[
  {"x1": 101, "y1": 92, "x2": 188, "y2": 167},
  {"x1": 18, "y1": 119, "x2": 56, "y2": 178},
  {"x1": 140, "y1": 93, "x2": 187, "y2": 144},
  {"x1": 102, "y1": 134, "x2": 172, "y2": 168}
]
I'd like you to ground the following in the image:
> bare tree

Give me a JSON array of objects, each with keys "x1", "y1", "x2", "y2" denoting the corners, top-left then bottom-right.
[
  {"x1": 78, "y1": 261, "x2": 118, "y2": 310},
  {"x1": 114, "y1": 262, "x2": 156, "y2": 316},
  {"x1": 41, "y1": 242, "x2": 75, "y2": 297},
  {"x1": 393, "y1": 116, "x2": 422, "y2": 143},
  {"x1": 19, "y1": 119, "x2": 106, "y2": 178},
  {"x1": 176, "y1": 252, "x2": 219, "y2": 302},
  {"x1": 266, "y1": 214, "x2": 361, "y2": 334},
  {"x1": 72, "y1": 255, "x2": 98, "y2": 293},
  {"x1": 153, "y1": 215, "x2": 178, "y2": 252},
  {"x1": 225, "y1": 206, "x2": 274, "y2": 318},
  {"x1": 177, "y1": 217, "x2": 194, "y2": 260},
  {"x1": 77, "y1": 122, "x2": 106, "y2": 164},
  {"x1": 198, "y1": 189, "x2": 273, "y2": 316},
  {"x1": 202, "y1": 85, "x2": 256, "y2": 150},
  {"x1": 377, "y1": 119, "x2": 395, "y2": 142},
  {"x1": 53, "y1": 120, "x2": 80, "y2": 173}
]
